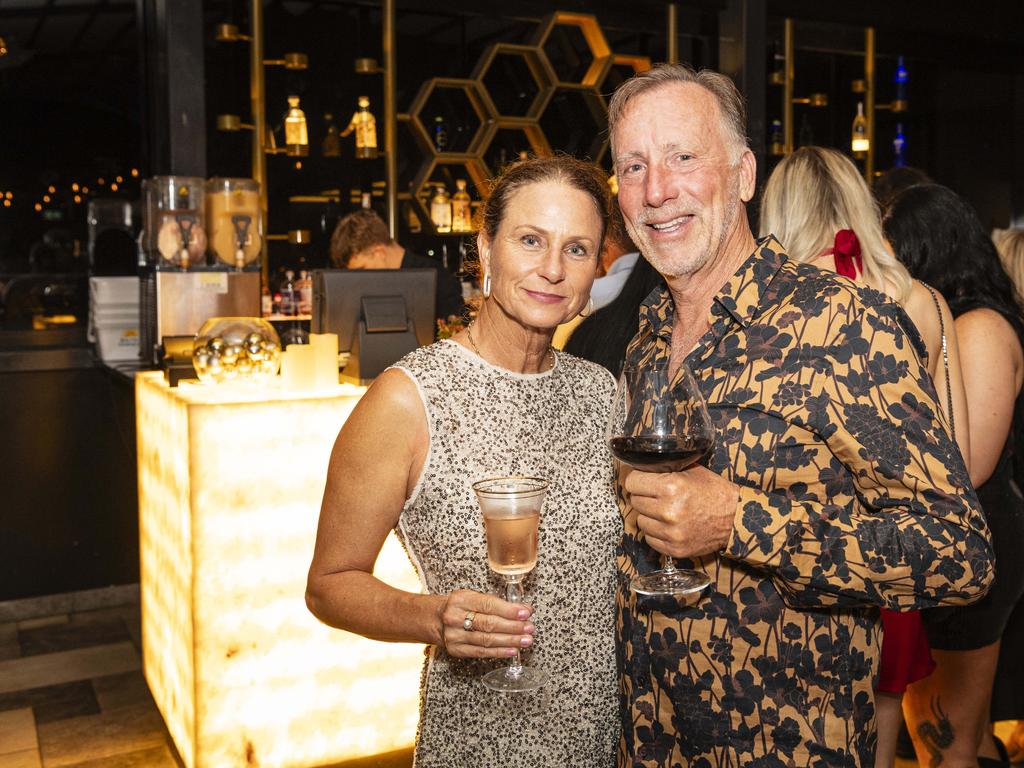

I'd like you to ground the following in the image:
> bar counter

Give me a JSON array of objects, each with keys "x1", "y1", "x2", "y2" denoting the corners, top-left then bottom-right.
[{"x1": 135, "y1": 372, "x2": 422, "y2": 768}]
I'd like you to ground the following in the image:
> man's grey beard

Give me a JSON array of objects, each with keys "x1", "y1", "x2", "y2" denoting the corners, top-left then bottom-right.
[{"x1": 631, "y1": 185, "x2": 740, "y2": 280}]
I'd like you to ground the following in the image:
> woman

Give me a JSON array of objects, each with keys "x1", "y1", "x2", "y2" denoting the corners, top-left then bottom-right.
[
  {"x1": 306, "y1": 155, "x2": 622, "y2": 767},
  {"x1": 993, "y1": 227, "x2": 1024, "y2": 762},
  {"x1": 884, "y1": 185, "x2": 1024, "y2": 768},
  {"x1": 759, "y1": 147, "x2": 971, "y2": 768}
]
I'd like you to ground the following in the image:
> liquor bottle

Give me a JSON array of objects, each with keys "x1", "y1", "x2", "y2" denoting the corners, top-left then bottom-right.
[
  {"x1": 284, "y1": 96, "x2": 309, "y2": 156},
  {"x1": 769, "y1": 120, "x2": 784, "y2": 156},
  {"x1": 280, "y1": 270, "x2": 297, "y2": 317},
  {"x1": 768, "y1": 40, "x2": 785, "y2": 85},
  {"x1": 297, "y1": 270, "x2": 313, "y2": 315},
  {"x1": 341, "y1": 97, "x2": 378, "y2": 159},
  {"x1": 430, "y1": 184, "x2": 452, "y2": 233},
  {"x1": 894, "y1": 56, "x2": 908, "y2": 112},
  {"x1": 433, "y1": 116, "x2": 448, "y2": 153},
  {"x1": 322, "y1": 113, "x2": 341, "y2": 157},
  {"x1": 361, "y1": 192, "x2": 372, "y2": 210},
  {"x1": 261, "y1": 284, "x2": 273, "y2": 318},
  {"x1": 893, "y1": 123, "x2": 906, "y2": 168},
  {"x1": 451, "y1": 179, "x2": 472, "y2": 233},
  {"x1": 851, "y1": 102, "x2": 869, "y2": 155}
]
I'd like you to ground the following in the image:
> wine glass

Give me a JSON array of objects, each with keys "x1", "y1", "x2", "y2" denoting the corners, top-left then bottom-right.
[
  {"x1": 607, "y1": 360, "x2": 715, "y2": 599},
  {"x1": 472, "y1": 476, "x2": 548, "y2": 693}
]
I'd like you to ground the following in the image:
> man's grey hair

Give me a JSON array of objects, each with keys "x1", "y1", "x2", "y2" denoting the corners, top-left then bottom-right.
[{"x1": 607, "y1": 62, "x2": 749, "y2": 161}]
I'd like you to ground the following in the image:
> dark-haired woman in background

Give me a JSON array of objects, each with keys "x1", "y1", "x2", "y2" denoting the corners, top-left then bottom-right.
[{"x1": 884, "y1": 183, "x2": 1024, "y2": 768}]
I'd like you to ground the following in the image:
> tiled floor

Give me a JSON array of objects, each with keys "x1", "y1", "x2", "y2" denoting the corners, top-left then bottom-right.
[
  {"x1": 0, "y1": 588, "x2": 416, "y2": 768},
  {"x1": 0, "y1": 587, "x2": 1015, "y2": 767},
  {"x1": 0, "y1": 596, "x2": 182, "y2": 768}
]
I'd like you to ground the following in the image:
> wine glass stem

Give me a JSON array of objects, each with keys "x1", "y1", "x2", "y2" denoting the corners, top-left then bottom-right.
[
  {"x1": 504, "y1": 575, "x2": 525, "y2": 678},
  {"x1": 662, "y1": 556, "x2": 678, "y2": 574}
]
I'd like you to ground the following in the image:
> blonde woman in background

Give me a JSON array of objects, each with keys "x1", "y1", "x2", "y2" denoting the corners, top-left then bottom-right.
[
  {"x1": 759, "y1": 146, "x2": 971, "y2": 768},
  {"x1": 992, "y1": 227, "x2": 1024, "y2": 763},
  {"x1": 996, "y1": 228, "x2": 1024, "y2": 297}
]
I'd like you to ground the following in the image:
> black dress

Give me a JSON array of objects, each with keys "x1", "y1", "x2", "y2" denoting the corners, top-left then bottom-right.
[{"x1": 926, "y1": 393, "x2": 1024, "y2": 659}]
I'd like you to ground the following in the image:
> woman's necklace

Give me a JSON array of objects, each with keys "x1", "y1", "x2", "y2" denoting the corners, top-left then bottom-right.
[{"x1": 465, "y1": 324, "x2": 555, "y2": 372}]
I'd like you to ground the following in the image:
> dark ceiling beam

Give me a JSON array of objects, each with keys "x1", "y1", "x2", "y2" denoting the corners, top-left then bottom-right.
[
  {"x1": 0, "y1": 2, "x2": 132, "y2": 19},
  {"x1": 67, "y1": 9, "x2": 135, "y2": 97},
  {"x1": 25, "y1": 0, "x2": 57, "y2": 48},
  {"x1": 66, "y1": 0, "x2": 110, "y2": 52}
]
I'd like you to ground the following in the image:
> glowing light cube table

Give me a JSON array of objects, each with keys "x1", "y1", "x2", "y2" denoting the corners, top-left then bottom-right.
[{"x1": 135, "y1": 373, "x2": 422, "y2": 767}]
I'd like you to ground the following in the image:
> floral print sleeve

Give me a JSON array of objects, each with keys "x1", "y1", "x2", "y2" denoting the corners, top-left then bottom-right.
[
  {"x1": 725, "y1": 298, "x2": 993, "y2": 611},
  {"x1": 617, "y1": 237, "x2": 994, "y2": 768}
]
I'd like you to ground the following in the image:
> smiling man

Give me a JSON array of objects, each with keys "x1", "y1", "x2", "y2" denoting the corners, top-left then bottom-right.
[{"x1": 608, "y1": 63, "x2": 993, "y2": 767}]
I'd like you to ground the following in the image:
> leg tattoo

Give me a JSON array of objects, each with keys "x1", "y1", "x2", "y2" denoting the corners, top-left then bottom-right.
[{"x1": 916, "y1": 696, "x2": 955, "y2": 767}]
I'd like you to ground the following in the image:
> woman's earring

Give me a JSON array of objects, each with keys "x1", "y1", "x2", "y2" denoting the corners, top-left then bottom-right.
[
  {"x1": 482, "y1": 273, "x2": 492, "y2": 299},
  {"x1": 578, "y1": 297, "x2": 594, "y2": 318}
]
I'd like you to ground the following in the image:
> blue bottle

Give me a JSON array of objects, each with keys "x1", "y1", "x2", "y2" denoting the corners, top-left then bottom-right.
[
  {"x1": 894, "y1": 56, "x2": 908, "y2": 110},
  {"x1": 893, "y1": 123, "x2": 906, "y2": 168}
]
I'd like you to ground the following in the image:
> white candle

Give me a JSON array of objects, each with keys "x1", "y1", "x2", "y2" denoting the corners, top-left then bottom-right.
[{"x1": 310, "y1": 333, "x2": 339, "y2": 389}]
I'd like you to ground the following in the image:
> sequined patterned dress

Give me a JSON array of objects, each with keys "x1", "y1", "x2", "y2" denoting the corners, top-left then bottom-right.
[{"x1": 392, "y1": 340, "x2": 621, "y2": 768}]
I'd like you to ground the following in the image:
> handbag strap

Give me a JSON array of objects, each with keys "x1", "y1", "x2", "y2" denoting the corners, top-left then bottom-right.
[{"x1": 924, "y1": 284, "x2": 955, "y2": 442}]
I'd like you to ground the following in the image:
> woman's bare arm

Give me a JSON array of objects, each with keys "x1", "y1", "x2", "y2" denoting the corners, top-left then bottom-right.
[
  {"x1": 305, "y1": 367, "x2": 533, "y2": 656},
  {"x1": 905, "y1": 281, "x2": 972, "y2": 470},
  {"x1": 957, "y1": 308, "x2": 1024, "y2": 487}
]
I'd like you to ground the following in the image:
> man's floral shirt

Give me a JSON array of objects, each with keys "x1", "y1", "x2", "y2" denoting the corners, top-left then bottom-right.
[{"x1": 616, "y1": 238, "x2": 993, "y2": 768}]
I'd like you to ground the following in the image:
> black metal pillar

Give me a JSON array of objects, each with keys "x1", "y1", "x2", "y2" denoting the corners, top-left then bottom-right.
[
  {"x1": 720, "y1": 0, "x2": 766, "y2": 215},
  {"x1": 1014, "y1": 69, "x2": 1024, "y2": 228},
  {"x1": 137, "y1": 0, "x2": 206, "y2": 177}
]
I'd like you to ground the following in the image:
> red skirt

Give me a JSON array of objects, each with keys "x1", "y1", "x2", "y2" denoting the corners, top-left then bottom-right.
[{"x1": 877, "y1": 609, "x2": 936, "y2": 694}]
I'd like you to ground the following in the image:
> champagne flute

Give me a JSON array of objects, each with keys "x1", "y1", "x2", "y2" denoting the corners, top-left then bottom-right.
[
  {"x1": 607, "y1": 360, "x2": 715, "y2": 598},
  {"x1": 472, "y1": 476, "x2": 548, "y2": 693}
]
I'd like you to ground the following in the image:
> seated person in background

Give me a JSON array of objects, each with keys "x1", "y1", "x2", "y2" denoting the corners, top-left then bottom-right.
[
  {"x1": 590, "y1": 199, "x2": 639, "y2": 312},
  {"x1": 329, "y1": 209, "x2": 466, "y2": 323}
]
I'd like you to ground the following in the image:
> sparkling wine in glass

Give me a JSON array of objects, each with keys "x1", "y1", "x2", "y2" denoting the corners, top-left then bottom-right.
[
  {"x1": 472, "y1": 476, "x2": 547, "y2": 693},
  {"x1": 608, "y1": 360, "x2": 715, "y2": 599}
]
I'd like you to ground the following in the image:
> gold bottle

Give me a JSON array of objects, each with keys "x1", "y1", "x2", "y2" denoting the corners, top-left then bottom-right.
[
  {"x1": 451, "y1": 179, "x2": 472, "y2": 233},
  {"x1": 341, "y1": 96, "x2": 378, "y2": 159},
  {"x1": 851, "y1": 102, "x2": 869, "y2": 156},
  {"x1": 430, "y1": 184, "x2": 452, "y2": 233}
]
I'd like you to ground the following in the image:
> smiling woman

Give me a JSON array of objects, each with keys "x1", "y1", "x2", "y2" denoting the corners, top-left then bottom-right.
[{"x1": 305, "y1": 154, "x2": 626, "y2": 767}]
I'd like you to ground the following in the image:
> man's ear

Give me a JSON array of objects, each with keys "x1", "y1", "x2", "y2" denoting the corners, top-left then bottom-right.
[
  {"x1": 738, "y1": 148, "x2": 756, "y2": 203},
  {"x1": 370, "y1": 243, "x2": 390, "y2": 263}
]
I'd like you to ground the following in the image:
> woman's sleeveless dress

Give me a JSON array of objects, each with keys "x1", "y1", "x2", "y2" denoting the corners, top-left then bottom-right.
[{"x1": 392, "y1": 340, "x2": 622, "y2": 767}]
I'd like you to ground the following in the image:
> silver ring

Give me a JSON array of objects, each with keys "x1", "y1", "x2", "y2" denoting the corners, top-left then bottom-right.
[{"x1": 463, "y1": 611, "x2": 476, "y2": 632}]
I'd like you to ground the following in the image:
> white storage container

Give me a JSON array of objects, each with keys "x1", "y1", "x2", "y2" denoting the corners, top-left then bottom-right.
[
  {"x1": 94, "y1": 324, "x2": 141, "y2": 361},
  {"x1": 89, "y1": 276, "x2": 140, "y2": 305}
]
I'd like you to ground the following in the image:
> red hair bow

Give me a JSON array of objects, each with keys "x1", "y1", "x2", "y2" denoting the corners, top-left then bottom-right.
[{"x1": 830, "y1": 229, "x2": 863, "y2": 279}]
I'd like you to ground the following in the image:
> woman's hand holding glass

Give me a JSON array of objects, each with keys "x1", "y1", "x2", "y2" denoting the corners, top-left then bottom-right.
[{"x1": 437, "y1": 589, "x2": 535, "y2": 659}]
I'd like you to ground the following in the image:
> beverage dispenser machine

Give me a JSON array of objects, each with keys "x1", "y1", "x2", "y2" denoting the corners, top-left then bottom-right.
[{"x1": 139, "y1": 176, "x2": 262, "y2": 364}]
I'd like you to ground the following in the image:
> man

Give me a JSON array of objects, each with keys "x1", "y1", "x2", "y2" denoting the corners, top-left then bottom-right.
[
  {"x1": 608, "y1": 63, "x2": 993, "y2": 767},
  {"x1": 329, "y1": 209, "x2": 466, "y2": 322}
]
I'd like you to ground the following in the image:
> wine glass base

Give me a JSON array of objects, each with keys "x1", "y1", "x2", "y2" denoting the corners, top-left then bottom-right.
[
  {"x1": 482, "y1": 665, "x2": 546, "y2": 693},
  {"x1": 630, "y1": 568, "x2": 711, "y2": 601}
]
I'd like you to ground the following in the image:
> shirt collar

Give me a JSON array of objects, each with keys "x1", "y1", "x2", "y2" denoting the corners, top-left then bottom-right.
[{"x1": 639, "y1": 235, "x2": 789, "y2": 342}]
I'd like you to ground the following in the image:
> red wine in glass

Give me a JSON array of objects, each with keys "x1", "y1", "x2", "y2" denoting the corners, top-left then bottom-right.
[
  {"x1": 607, "y1": 360, "x2": 715, "y2": 599},
  {"x1": 608, "y1": 435, "x2": 713, "y2": 473}
]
